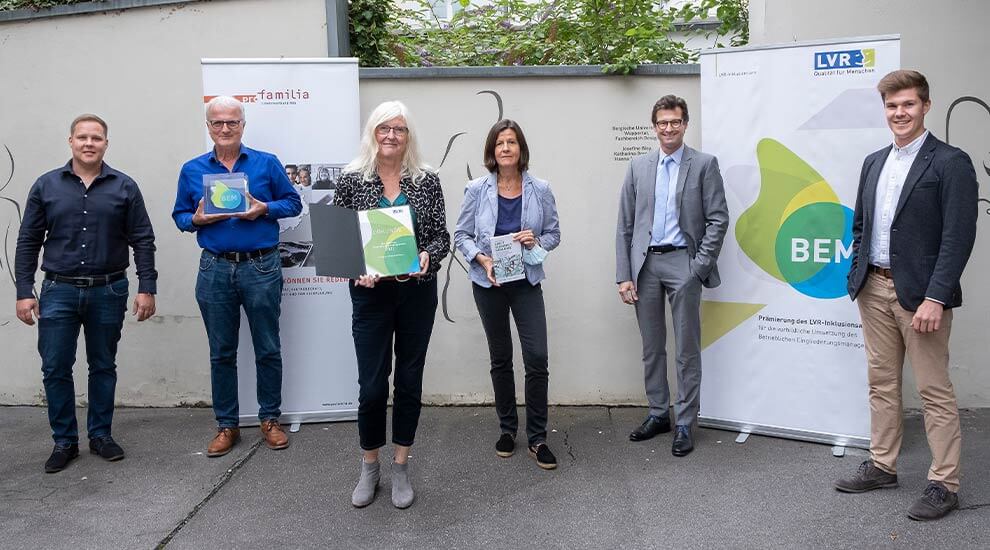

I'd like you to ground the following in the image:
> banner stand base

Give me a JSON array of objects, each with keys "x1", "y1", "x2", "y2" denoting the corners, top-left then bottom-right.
[
  {"x1": 735, "y1": 432, "x2": 750, "y2": 444},
  {"x1": 700, "y1": 416, "x2": 869, "y2": 450},
  {"x1": 290, "y1": 422, "x2": 301, "y2": 433},
  {"x1": 832, "y1": 445, "x2": 846, "y2": 457}
]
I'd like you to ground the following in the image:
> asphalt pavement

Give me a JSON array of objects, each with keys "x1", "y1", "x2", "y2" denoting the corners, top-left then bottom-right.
[{"x1": 1, "y1": 406, "x2": 988, "y2": 549}]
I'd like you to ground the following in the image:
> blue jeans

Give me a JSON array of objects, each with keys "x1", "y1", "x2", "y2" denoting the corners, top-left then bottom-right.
[
  {"x1": 196, "y1": 250, "x2": 284, "y2": 428},
  {"x1": 38, "y1": 277, "x2": 128, "y2": 445}
]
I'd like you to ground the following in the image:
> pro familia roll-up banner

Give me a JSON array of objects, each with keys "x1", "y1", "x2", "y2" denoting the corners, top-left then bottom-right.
[
  {"x1": 201, "y1": 59, "x2": 360, "y2": 426},
  {"x1": 699, "y1": 36, "x2": 900, "y2": 447}
]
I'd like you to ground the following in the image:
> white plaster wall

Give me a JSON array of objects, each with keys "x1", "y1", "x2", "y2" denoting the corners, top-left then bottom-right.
[
  {"x1": 0, "y1": 0, "x2": 696, "y2": 407},
  {"x1": 2, "y1": 0, "x2": 987, "y2": 411},
  {"x1": 357, "y1": 75, "x2": 701, "y2": 405},
  {"x1": 0, "y1": 0, "x2": 331, "y2": 406}
]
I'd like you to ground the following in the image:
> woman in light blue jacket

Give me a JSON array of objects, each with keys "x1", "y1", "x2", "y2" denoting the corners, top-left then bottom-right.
[{"x1": 454, "y1": 119, "x2": 561, "y2": 470}]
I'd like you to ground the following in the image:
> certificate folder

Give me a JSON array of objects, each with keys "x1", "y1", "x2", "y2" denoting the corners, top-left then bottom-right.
[{"x1": 310, "y1": 203, "x2": 420, "y2": 278}]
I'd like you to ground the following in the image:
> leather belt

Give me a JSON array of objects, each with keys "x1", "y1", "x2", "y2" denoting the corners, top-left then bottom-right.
[
  {"x1": 214, "y1": 246, "x2": 277, "y2": 263},
  {"x1": 648, "y1": 245, "x2": 687, "y2": 254},
  {"x1": 45, "y1": 271, "x2": 126, "y2": 288},
  {"x1": 869, "y1": 265, "x2": 893, "y2": 279}
]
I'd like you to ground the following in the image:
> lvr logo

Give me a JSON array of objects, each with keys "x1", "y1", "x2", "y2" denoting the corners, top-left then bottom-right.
[{"x1": 814, "y1": 49, "x2": 875, "y2": 69}]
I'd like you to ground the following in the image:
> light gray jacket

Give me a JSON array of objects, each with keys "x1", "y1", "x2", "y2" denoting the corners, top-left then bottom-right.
[
  {"x1": 615, "y1": 145, "x2": 729, "y2": 288},
  {"x1": 454, "y1": 171, "x2": 561, "y2": 288}
]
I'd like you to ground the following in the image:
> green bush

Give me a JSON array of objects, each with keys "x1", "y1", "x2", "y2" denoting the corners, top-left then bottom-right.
[
  {"x1": 381, "y1": 0, "x2": 749, "y2": 73},
  {"x1": 348, "y1": 0, "x2": 392, "y2": 67}
]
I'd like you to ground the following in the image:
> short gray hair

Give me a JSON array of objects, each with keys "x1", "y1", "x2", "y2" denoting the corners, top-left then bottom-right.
[{"x1": 205, "y1": 95, "x2": 246, "y2": 121}]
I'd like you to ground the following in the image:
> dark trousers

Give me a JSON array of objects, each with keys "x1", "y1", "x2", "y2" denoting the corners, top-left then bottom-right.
[
  {"x1": 195, "y1": 250, "x2": 284, "y2": 427},
  {"x1": 472, "y1": 281, "x2": 549, "y2": 446},
  {"x1": 349, "y1": 278, "x2": 438, "y2": 450},
  {"x1": 38, "y1": 277, "x2": 128, "y2": 445}
]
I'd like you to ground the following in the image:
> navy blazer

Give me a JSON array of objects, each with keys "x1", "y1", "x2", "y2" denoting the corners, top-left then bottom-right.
[{"x1": 847, "y1": 133, "x2": 979, "y2": 310}]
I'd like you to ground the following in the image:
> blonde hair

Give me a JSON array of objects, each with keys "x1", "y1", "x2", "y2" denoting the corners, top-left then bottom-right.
[{"x1": 345, "y1": 100, "x2": 430, "y2": 182}]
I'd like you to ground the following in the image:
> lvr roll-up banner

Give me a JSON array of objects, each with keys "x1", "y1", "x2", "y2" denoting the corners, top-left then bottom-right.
[
  {"x1": 699, "y1": 36, "x2": 901, "y2": 448},
  {"x1": 201, "y1": 58, "x2": 361, "y2": 426}
]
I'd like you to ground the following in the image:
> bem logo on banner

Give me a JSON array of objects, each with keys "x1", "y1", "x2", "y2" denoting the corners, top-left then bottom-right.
[
  {"x1": 736, "y1": 139, "x2": 854, "y2": 299},
  {"x1": 813, "y1": 48, "x2": 875, "y2": 70}
]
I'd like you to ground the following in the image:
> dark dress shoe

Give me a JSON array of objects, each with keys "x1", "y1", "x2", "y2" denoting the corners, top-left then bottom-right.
[
  {"x1": 907, "y1": 481, "x2": 959, "y2": 521},
  {"x1": 89, "y1": 436, "x2": 125, "y2": 461},
  {"x1": 45, "y1": 443, "x2": 79, "y2": 473},
  {"x1": 629, "y1": 415, "x2": 671, "y2": 441},
  {"x1": 834, "y1": 460, "x2": 898, "y2": 493},
  {"x1": 671, "y1": 425, "x2": 694, "y2": 457}
]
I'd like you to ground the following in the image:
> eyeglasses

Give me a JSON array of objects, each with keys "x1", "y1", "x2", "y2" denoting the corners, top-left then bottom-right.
[
  {"x1": 208, "y1": 120, "x2": 242, "y2": 130},
  {"x1": 375, "y1": 125, "x2": 409, "y2": 137},
  {"x1": 654, "y1": 119, "x2": 684, "y2": 129}
]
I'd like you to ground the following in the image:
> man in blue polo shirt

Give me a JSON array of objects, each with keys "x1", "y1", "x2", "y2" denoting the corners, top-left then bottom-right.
[{"x1": 172, "y1": 96, "x2": 302, "y2": 457}]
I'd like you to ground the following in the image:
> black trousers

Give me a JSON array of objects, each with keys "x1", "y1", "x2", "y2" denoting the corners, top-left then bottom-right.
[
  {"x1": 349, "y1": 278, "x2": 437, "y2": 450},
  {"x1": 472, "y1": 281, "x2": 549, "y2": 446}
]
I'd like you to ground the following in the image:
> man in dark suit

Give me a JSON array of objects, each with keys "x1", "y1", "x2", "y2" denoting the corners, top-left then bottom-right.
[
  {"x1": 834, "y1": 70, "x2": 979, "y2": 522},
  {"x1": 615, "y1": 95, "x2": 729, "y2": 457}
]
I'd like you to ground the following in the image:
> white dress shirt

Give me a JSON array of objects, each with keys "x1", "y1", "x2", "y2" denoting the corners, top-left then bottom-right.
[{"x1": 869, "y1": 130, "x2": 928, "y2": 268}]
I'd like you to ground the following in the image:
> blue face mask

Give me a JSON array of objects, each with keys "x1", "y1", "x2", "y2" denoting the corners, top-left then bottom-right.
[{"x1": 523, "y1": 244, "x2": 548, "y2": 265}]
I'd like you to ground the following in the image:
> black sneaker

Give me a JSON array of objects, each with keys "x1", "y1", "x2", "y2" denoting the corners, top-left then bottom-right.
[
  {"x1": 834, "y1": 459, "x2": 898, "y2": 493},
  {"x1": 495, "y1": 433, "x2": 515, "y2": 458},
  {"x1": 89, "y1": 436, "x2": 125, "y2": 461},
  {"x1": 45, "y1": 443, "x2": 79, "y2": 473},
  {"x1": 907, "y1": 481, "x2": 959, "y2": 521},
  {"x1": 527, "y1": 443, "x2": 557, "y2": 470}
]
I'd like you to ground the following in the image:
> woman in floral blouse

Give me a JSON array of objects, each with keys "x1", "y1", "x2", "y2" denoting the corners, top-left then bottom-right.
[{"x1": 333, "y1": 100, "x2": 450, "y2": 510}]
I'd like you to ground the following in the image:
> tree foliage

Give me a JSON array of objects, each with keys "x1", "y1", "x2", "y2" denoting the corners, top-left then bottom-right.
[
  {"x1": 365, "y1": 0, "x2": 749, "y2": 73},
  {"x1": 348, "y1": 0, "x2": 393, "y2": 67}
]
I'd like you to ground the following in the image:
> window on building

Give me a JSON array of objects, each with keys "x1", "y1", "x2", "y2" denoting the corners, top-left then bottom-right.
[{"x1": 430, "y1": 0, "x2": 468, "y2": 20}]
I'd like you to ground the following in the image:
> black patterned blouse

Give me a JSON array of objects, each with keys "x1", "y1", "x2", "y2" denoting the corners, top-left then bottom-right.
[{"x1": 333, "y1": 170, "x2": 450, "y2": 279}]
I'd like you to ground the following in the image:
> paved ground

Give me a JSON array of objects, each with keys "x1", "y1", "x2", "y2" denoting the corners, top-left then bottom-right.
[{"x1": 1, "y1": 406, "x2": 988, "y2": 549}]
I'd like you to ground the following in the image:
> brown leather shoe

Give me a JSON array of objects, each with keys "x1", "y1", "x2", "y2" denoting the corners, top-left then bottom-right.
[
  {"x1": 261, "y1": 419, "x2": 289, "y2": 450},
  {"x1": 207, "y1": 427, "x2": 240, "y2": 457}
]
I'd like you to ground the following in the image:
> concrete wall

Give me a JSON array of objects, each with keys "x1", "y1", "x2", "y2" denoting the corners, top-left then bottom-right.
[
  {"x1": 2, "y1": 0, "x2": 987, "y2": 410},
  {"x1": 748, "y1": 0, "x2": 990, "y2": 407},
  {"x1": 0, "y1": 0, "x2": 332, "y2": 405},
  {"x1": 359, "y1": 72, "x2": 699, "y2": 405},
  {"x1": 0, "y1": 0, "x2": 697, "y2": 407}
]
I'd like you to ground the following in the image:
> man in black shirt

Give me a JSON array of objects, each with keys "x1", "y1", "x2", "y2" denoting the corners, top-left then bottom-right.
[{"x1": 15, "y1": 114, "x2": 157, "y2": 473}]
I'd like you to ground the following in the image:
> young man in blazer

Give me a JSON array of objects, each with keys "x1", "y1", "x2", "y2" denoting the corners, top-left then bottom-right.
[
  {"x1": 834, "y1": 70, "x2": 979, "y2": 521},
  {"x1": 615, "y1": 95, "x2": 729, "y2": 457}
]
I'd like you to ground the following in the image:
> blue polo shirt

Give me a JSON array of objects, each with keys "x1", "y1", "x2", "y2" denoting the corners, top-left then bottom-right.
[{"x1": 172, "y1": 145, "x2": 302, "y2": 253}]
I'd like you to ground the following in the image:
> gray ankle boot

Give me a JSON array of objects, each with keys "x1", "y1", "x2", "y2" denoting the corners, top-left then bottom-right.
[
  {"x1": 351, "y1": 460, "x2": 380, "y2": 507},
  {"x1": 391, "y1": 461, "x2": 415, "y2": 509}
]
